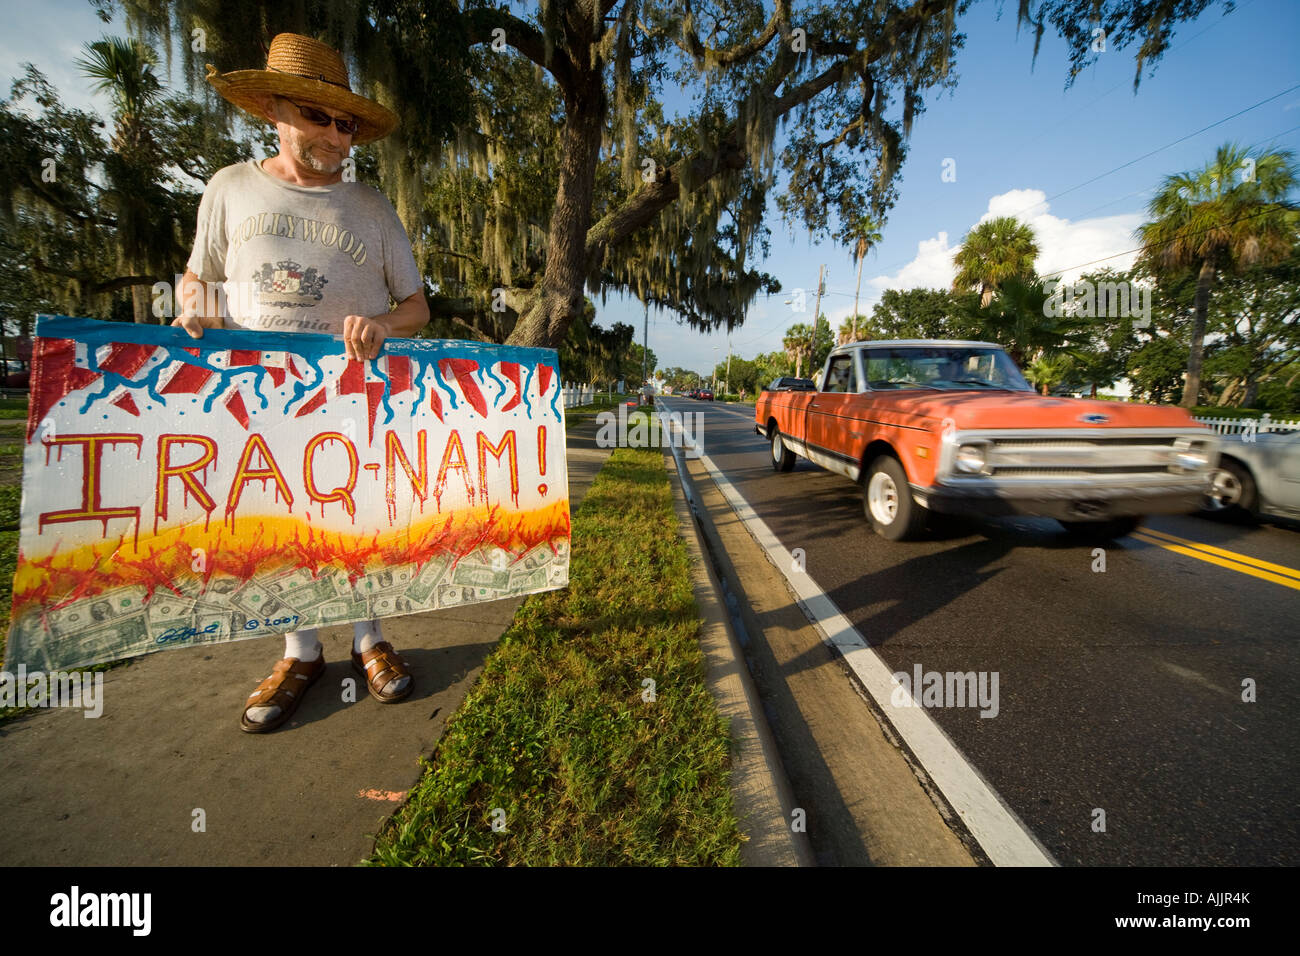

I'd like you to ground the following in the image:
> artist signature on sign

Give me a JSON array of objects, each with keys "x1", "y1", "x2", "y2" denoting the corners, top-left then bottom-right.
[{"x1": 155, "y1": 621, "x2": 221, "y2": 645}]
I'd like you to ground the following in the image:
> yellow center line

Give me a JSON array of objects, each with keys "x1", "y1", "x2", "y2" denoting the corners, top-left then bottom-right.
[
  {"x1": 1129, "y1": 532, "x2": 1300, "y2": 591},
  {"x1": 1138, "y1": 526, "x2": 1300, "y2": 581}
]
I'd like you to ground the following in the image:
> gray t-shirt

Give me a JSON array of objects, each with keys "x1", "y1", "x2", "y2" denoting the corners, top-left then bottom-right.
[{"x1": 187, "y1": 159, "x2": 423, "y2": 334}]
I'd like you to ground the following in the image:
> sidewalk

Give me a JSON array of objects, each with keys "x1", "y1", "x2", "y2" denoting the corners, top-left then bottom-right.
[{"x1": 0, "y1": 420, "x2": 612, "y2": 866}]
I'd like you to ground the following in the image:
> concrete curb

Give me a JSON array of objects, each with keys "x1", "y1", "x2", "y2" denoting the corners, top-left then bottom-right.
[{"x1": 663, "y1": 447, "x2": 815, "y2": 867}]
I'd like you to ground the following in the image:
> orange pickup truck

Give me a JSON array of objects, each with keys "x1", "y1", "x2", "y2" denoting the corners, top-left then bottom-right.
[{"x1": 756, "y1": 340, "x2": 1219, "y2": 541}]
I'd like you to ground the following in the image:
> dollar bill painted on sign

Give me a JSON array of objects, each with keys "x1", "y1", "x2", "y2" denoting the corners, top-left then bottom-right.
[{"x1": 4, "y1": 315, "x2": 571, "y2": 672}]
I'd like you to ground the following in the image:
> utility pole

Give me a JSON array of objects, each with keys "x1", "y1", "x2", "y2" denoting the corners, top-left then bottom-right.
[
  {"x1": 812, "y1": 264, "x2": 825, "y2": 374},
  {"x1": 853, "y1": 253, "x2": 864, "y2": 341},
  {"x1": 812, "y1": 263, "x2": 825, "y2": 333},
  {"x1": 725, "y1": 332, "x2": 732, "y2": 396},
  {"x1": 642, "y1": 300, "x2": 649, "y2": 389}
]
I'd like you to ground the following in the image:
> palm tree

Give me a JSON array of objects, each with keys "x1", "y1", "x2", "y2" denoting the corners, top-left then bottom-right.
[
  {"x1": 783, "y1": 323, "x2": 815, "y2": 378},
  {"x1": 952, "y1": 216, "x2": 1039, "y2": 307},
  {"x1": 1024, "y1": 354, "x2": 1074, "y2": 396},
  {"x1": 959, "y1": 278, "x2": 1089, "y2": 368},
  {"x1": 76, "y1": 36, "x2": 170, "y2": 324},
  {"x1": 75, "y1": 37, "x2": 162, "y2": 155},
  {"x1": 847, "y1": 214, "x2": 883, "y2": 340},
  {"x1": 838, "y1": 316, "x2": 867, "y2": 345},
  {"x1": 1136, "y1": 143, "x2": 1299, "y2": 407}
]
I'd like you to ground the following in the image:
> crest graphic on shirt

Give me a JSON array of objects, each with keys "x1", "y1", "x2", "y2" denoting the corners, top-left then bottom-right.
[{"x1": 253, "y1": 259, "x2": 327, "y2": 308}]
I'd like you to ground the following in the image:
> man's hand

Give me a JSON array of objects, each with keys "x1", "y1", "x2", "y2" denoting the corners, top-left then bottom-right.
[
  {"x1": 345, "y1": 294, "x2": 427, "y2": 359},
  {"x1": 173, "y1": 270, "x2": 221, "y2": 339},
  {"x1": 172, "y1": 313, "x2": 213, "y2": 339},
  {"x1": 343, "y1": 314, "x2": 388, "y2": 361}
]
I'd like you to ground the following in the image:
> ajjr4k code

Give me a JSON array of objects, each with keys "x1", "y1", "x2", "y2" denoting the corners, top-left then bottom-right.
[{"x1": 1138, "y1": 892, "x2": 1251, "y2": 906}]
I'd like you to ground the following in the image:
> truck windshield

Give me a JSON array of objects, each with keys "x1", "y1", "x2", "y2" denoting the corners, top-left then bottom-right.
[{"x1": 862, "y1": 347, "x2": 1034, "y2": 392}]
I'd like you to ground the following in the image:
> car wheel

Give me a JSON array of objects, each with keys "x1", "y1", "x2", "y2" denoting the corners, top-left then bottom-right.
[
  {"x1": 1057, "y1": 515, "x2": 1142, "y2": 541},
  {"x1": 770, "y1": 427, "x2": 795, "y2": 472},
  {"x1": 1200, "y1": 458, "x2": 1257, "y2": 520},
  {"x1": 863, "y1": 456, "x2": 925, "y2": 541}
]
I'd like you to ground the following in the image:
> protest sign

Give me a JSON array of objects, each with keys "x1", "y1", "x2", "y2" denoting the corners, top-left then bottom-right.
[{"x1": 3, "y1": 315, "x2": 570, "y2": 672}]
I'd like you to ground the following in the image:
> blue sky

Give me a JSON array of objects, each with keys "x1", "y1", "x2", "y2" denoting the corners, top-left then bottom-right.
[{"x1": 4, "y1": 0, "x2": 1299, "y2": 378}]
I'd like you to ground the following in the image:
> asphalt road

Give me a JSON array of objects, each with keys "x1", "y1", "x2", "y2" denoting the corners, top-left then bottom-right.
[{"x1": 661, "y1": 396, "x2": 1299, "y2": 866}]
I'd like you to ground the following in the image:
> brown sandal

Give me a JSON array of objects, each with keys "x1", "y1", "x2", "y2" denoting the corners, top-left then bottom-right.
[
  {"x1": 240, "y1": 654, "x2": 327, "y2": 733},
  {"x1": 351, "y1": 641, "x2": 413, "y2": 703}
]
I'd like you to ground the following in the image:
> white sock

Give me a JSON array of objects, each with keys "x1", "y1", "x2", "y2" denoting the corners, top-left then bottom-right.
[
  {"x1": 353, "y1": 619, "x2": 409, "y2": 697},
  {"x1": 245, "y1": 629, "x2": 320, "y2": 725},
  {"x1": 284, "y1": 628, "x2": 322, "y2": 662},
  {"x1": 352, "y1": 619, "x2": 383, "y2": 655}
]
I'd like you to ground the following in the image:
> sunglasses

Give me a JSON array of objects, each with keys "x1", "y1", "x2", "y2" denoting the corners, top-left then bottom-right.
[{"x1": 279, "y1": 97, "x2": 359, "y2": 136}]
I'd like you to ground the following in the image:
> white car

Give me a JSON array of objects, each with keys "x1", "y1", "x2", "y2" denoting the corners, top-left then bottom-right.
[{"x1": 1200, "y1": 430, "x2": 1300, "y2": 522}]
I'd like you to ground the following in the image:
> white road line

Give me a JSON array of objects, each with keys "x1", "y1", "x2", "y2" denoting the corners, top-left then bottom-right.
[
  {"x1": 663, "y1": 398, "x2": 752, "y2": 420},
  {"x1": 670, "y1": 416, "x2": 1056, "y2": 867}
]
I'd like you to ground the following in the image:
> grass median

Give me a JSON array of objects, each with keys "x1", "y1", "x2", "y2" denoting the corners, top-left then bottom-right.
[{"x1": 368, "y1": 446, "x2": 741, "y2": 866}]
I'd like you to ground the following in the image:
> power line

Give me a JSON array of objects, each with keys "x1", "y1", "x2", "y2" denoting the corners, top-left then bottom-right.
[
  {"x1": 1038, "y1": 204, "x2": 1291, "y2": 279},
  {"x1": 802, "y1": 117, "x2": 1300, "y2": 302},
  {"x1": 999, "y1": 82, "x2": 1300, "y2": 223},
  {"x1": 1011, "y1": 0, "x2": 1261, "y2": 149},
  {"x1": 1064, "y1": 185, "x2": 1156, "y2": 221},
  {"x1": 825, "y1": 83, "x2": 1300, "y2": 292},
  {"x1": 824, "y1": 129, "x2": 1296, "y2": 296}
]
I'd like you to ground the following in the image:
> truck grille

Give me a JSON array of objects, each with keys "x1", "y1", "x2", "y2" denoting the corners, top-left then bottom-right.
[
  {"x1": 992, "y1": 465, "x2": 1161, "y2": 478},
  {"x1": 944, "y1": 429, "x2": 1216, "y2": 481},
  {"x1": 990, "y1": 437, "x2": 1173, "y2": 449}
]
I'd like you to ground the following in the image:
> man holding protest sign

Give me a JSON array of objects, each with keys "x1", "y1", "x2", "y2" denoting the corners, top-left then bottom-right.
[{"x1": 174, "y1": 33, "x2": 430, "y2": 733}]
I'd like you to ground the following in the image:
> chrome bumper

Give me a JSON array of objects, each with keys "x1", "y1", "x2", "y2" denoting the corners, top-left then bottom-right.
[{"x1": 913, "y1": 476, "x2": 1212, "y2": 519}]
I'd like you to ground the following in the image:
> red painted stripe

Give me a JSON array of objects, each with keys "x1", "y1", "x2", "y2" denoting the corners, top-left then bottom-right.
[{"x1": 295, "y1": 388, "x2": 327, "y2": 417}]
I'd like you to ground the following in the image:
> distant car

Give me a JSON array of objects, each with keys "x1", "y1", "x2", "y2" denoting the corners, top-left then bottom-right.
[
  {"x1": 1199, "y1": 430, "x2": 1300, "y2": 522},
  {"x1": 765, "y1": 376, "x2": 817, "y2": 392},
  {"x1": 697, "y1": 388, "x2": 714, "y2": 401}
]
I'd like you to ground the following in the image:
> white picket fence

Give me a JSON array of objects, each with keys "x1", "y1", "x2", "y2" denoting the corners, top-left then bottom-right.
[
  {"x1": 562, "y1": 385, "x2": 594, "y2": 408},
  {"x1": 1192, "y1": 413, "x2": 1300, "y2": 435}
]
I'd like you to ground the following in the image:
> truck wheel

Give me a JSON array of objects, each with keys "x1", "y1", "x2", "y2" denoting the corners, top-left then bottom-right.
[
  {"x1": 770, "y1": 427, "x2": 795, "y2": 472},
  {"x1": 1057, "y1": 516, "x2": 1142, "y2": 541},
  {"x1": 863, "y1": 456, "x2": 925, "y2": 541}
]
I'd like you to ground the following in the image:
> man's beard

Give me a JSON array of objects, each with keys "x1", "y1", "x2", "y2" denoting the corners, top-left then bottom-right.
[{"x1": 296, "y1": 140, "x2": 344, "y2": 174}]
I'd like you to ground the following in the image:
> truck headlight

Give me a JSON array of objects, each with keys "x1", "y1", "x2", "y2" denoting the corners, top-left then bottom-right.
[
  {"x1": 1173, "y1": 449, "x2": 1209, "y2": 471},
  {"x1": 955, "y1": 444, "x2": 987, "y2": 474},
  {"x1": 1171, "y1": 439, "x2": 1211, "y2": 472}
]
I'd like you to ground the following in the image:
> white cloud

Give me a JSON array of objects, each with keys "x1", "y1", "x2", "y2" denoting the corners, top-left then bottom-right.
[
  {"x1": 1034, "y1": 209, "x2": 1144, "y2": 284},
  {"x1": 866, "y1": 230, "x2": 960, "y2": 295},
  {"x1": 868, "y1": 189, "x2": 1144, "y2": 295},
  {"x1": 981, "y1": 189, "x2": 1050, "y2": 222}
]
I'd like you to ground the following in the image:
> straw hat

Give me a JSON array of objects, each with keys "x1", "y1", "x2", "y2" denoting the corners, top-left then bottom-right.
[{"x1": 205, "y1": 33, "x2": 399, "y2": 145}]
